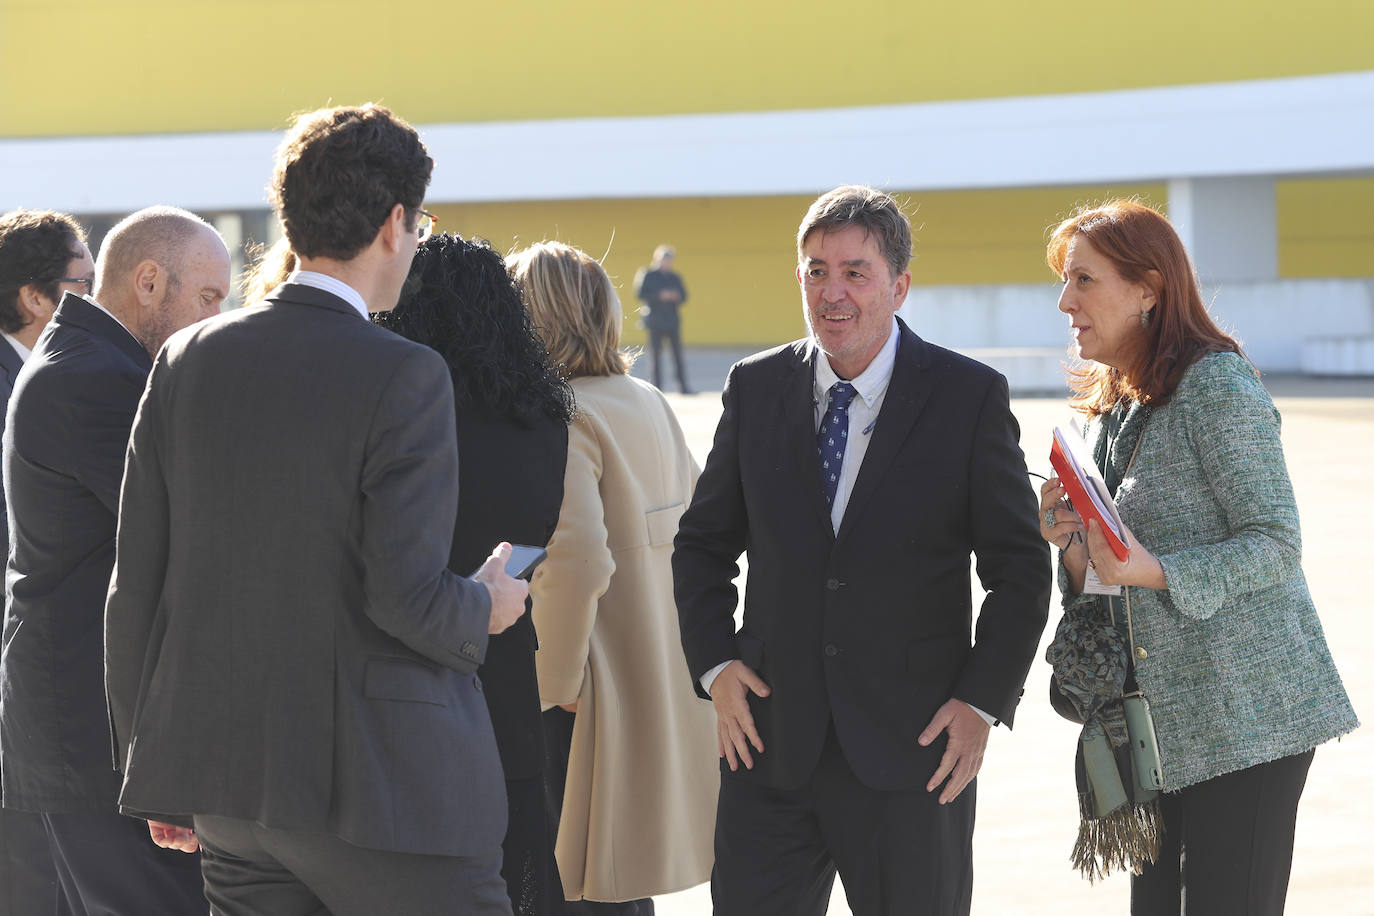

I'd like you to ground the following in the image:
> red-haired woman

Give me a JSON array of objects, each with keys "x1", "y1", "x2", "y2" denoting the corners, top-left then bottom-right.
[{"x1": 1037, "y1": 200, "x2": 1357, "y2": 914}]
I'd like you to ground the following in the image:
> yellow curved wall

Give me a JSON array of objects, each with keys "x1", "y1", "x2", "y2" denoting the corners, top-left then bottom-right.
[
  {"x1": 3, "y1": 0, "x2": 1372, "y2": 136},
  {"x1": 435, "y1": 183, "x2": 1169, "y2": 346},
  {"x1": 437, "y1": 177, "x2": 1371, "y2": 347},
  {"x1": 1278, "y1": 178, "x2": 1374, "y2": 278}
]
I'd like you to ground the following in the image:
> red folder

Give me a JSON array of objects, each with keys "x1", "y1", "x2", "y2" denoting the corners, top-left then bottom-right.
[{"x1": 1049, "y1": 425, "x2": 1131, "y2": 562}]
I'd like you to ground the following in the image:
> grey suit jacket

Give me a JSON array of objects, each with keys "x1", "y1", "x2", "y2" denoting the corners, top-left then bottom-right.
[
  {"x1": 104, "y1": 283, "x2": 506, "y2": 856},
  {"x1": 1, "y1": 295, "x2": 150, "y2": 812}
]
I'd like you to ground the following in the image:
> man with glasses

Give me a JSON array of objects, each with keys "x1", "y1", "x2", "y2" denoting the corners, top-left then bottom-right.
[
  {"x1": 2, "y1": 205, "x2": 229, "y2": 915},
  {"x1": 105, "y1": 104, "x2": 527, "y2": 915},
  {"x1": 0, "y1": 208, "x2": 92, "y2": 916}
]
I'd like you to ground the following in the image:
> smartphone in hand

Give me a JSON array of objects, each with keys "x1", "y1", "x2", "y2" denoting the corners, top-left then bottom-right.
[{"x1": 502, "y1": 544, "x2": 547, "y2": 581}]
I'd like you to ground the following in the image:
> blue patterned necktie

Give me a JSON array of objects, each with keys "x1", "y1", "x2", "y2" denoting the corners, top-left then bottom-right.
[{"x1": 817, "y1": 381, "x2": 858, "y2": 509}]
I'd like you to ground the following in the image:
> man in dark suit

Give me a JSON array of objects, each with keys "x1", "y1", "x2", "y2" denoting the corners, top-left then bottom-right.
[
  {"x1": 674, "y1": 185, "x2": 1051, "y2": 915},
  {"x1": 633, "y1": 244, "x2": 692, "y2": 393},
  {"x1": 104, "y1": 104, "x2": 529, "y2": 916},
  {"x1": 0, "y1": 208, "x2": 94, "y2": 916},
  {"x1": 1, "y1": 205, "x2": 230, "y2": 914}
]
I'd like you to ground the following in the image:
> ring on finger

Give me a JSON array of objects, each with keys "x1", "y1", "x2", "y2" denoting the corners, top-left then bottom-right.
[
  {"x1": 1087, "y1": 558, "x2": 1096, "y2": 570},
  {"x1": 1042, "y1": 507, "x2": 1057, "y2": 529}
]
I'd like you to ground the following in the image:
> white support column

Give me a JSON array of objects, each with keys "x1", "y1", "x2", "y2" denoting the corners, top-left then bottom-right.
[{"x1": 1167, "y1": 176, "x2": 1278, "y2": 283}]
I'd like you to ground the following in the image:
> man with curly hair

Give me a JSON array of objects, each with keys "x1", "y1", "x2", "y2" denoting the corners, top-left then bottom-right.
[{"x1": 105, "y1": 104, "x2": 529, "y2": 915}]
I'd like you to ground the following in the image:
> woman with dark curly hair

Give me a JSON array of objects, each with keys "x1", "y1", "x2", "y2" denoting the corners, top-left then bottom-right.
[{"x1": 376, "y1": 232, "x2": 575, "y2": 916}]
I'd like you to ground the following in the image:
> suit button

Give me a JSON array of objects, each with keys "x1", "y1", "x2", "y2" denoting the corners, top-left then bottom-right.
[
  {"x1": 1135, "y1": 646, "x2": 1148, "y2": 661},
  {"x1": 824, "y1": 645, "x2": 838, "y2": 657},
  {"x1": 826, "y1": 578, "x2": 840, "y2": 591}
]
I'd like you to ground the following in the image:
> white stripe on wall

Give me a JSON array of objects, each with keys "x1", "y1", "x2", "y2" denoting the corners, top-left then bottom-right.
[{"x1": 2, "y1": 71, "x2": 1371, "y2": 213}]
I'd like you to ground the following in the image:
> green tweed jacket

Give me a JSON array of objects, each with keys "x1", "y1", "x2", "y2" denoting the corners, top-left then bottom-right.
[{"x1": 1058, "y1": 351, "x2": 1358, "y2": 791}]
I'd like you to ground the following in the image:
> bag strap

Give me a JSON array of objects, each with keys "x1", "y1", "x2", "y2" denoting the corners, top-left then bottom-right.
[{"x1": 1111, "y1": 410, "x2": 1150, "y2": 689}]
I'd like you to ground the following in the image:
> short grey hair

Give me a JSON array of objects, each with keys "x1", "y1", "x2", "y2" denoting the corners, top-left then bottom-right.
[
  {"x1": 796, "y1": 185, "x2": 912, "y2": 280},
  {"x1": 95, "y1": 206, "x2": 218, "y2": 297}
]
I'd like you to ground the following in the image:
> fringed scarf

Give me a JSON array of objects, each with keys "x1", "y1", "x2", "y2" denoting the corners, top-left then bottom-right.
[{"x1": 1046, "y1": 602, "x2": 1162, "y2": 881}]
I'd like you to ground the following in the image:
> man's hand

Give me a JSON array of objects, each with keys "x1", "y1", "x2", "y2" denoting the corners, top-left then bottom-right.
[
  {"x1": 473, "y1": 542, "x2": 529, "y2": 635},
  {"x1": 709, "y1": 660, "x2": 771, "y2": 772},
  {"x1": 147, "y1": 820, "x2": 198, "y2": 853},
  {"x1": 918, "y1": 698, "x2": 990, "y2": 805}
]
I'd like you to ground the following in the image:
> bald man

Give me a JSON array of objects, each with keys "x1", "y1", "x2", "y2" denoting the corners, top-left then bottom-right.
[{"x1": 0, "y1": 206, "x2": 229, "y2": 915}]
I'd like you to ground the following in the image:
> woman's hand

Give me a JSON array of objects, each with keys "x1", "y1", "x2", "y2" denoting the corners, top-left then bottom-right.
[
  {"x1": 1039, "y1": 477, "x2": 1086, "y2": 552},
  {"x1": 1084, "y1": 518, "x2": 1167, "y2": 590},
  {"x1": 1041, "y1": 477, "x2": 1090, "y2": 594}
]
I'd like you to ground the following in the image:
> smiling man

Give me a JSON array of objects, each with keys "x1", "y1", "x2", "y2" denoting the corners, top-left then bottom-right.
[{"x1": 674, "y1": 185, "x2": 1051, "y2": 916}]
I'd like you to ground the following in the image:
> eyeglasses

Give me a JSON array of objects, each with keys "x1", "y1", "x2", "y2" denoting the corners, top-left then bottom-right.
[
  {"x1": 414, "y1": 209, "x2": 438, "y2": 242},
  {"x1": 39, "y1": 276, "x2": 94, "y2": 295}
]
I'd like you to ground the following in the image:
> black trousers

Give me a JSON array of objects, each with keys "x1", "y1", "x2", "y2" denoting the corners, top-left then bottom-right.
[
  {"x1": 542, "y1": 709, "x2": 653, "y2": 915},
  {"x1": 0, "y1": 807, "x2": 62, "y2": 916},
  {"x1": 646, "y1": 328, "x2": 689, "y2": 393},
  {"x1": 1131, "y1": 748, "x2": 1315, "y2": 916},
  {"x1": 42, "y1": 810, "x2": 206, "y2": 915},
  {"x1": 711, "y1": 726, "x2": 974, "y2": 916},
  {"x1": 502, "y1": 774, "x2": 566, "y2": 916},
  {"x1": 195, "y1": 814, "x2": 510, "y2": 916}
]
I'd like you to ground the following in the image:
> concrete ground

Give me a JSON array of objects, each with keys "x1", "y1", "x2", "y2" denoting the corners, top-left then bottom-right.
[{"x1": 633, "y1": 347, "x2": 1373, "y2": 915}]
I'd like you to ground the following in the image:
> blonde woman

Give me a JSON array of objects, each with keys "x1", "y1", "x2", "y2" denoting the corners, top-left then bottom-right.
[{"x1": 508, "y1": 242, "x2": 717, "y2": 914}]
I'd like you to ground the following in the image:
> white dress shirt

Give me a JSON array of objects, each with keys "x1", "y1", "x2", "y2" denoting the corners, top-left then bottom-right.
[
  {"x1": 812, "y1": 318, "x2": 899, "y2": 534},
  {"x1": 83, "y1": 295, "x2": 143, "y2": 349},
  {"x1": 287, "y1": 270, "x2": 369, "y2": 319},
  {"x1": 3, "y1": 333, "x2": 31, "y2": 362}
]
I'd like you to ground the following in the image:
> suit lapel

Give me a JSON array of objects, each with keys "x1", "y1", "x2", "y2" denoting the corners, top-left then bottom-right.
[
  {"x1": 779, "y1": 339, "x2": 836, "y2": 537},
  {"x1": 835, "y1": 320, "x2": 933, "y2": 546},
  {"x1": 52, "y1": 294, "x2": 152, "y2": 371}
]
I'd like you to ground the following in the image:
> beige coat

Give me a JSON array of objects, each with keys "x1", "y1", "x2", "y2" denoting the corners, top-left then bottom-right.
[{"x1": 531, "y1": 374, "x2": 718, "y2": 902}]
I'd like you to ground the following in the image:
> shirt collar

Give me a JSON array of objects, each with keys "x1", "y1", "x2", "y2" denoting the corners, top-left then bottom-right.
[
  {"x1": 83, "y1": 295, "x2": 144, "y2": 348},
  {"x1": 813, "y1": 316, "x2": 899, "y2": 408},
  {"x1": 287, "y1": 270, "x2": 369, "y2": 320},
  {"x1": 3, "y1": 333, "x2": 31, "y2": 362}
]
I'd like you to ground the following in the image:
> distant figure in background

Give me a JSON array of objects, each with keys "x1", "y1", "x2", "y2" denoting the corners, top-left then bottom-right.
[
  {"x1": 3, "y1": 205, "x2": 229, "y2": 915},
  {"x1": 1040, "y1": 199, "x2": 1358, "y2": 914},
  {"x1": 633, "y1": 245, "x2": 692, "y2": 393},
  {"x1": 509, "y1": 242, "x2": 718, "y2": 914},
  {"x1": 0, "y1": 208, "x2": 91, "y2": 916},
  {"x1": 375, "y1": 232, "x2": 576, "y2": 916}
]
